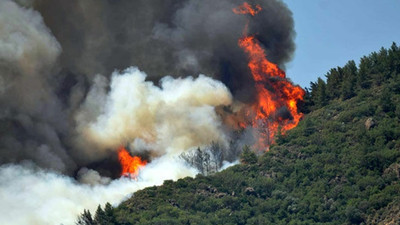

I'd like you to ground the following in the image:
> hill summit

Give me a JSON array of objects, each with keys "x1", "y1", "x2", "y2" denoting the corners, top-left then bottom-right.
[{"x1": 78, "y1": 43, "x2": 400, "y2": 225}]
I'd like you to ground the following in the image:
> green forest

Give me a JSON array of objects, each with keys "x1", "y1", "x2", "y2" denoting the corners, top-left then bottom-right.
[{"x1": 78, "y1": 43, "x2": 400, "y2": 225}]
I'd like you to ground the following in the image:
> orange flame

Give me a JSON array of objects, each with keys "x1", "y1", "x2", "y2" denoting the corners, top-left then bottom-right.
[
  {"x1": 234, "y1": 3, "x2": 305, "y2": 150},
  {"x1": 118, "y1": 147, "x2": 147, "y2": 178},
  {"x1": 232, "y1": 2, "x2": 262, "y2": 16}
]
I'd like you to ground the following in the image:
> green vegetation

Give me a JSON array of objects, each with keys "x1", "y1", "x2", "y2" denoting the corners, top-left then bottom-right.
[{"x1": 78, "y1": 43, "x2": 400, "y2": 224}]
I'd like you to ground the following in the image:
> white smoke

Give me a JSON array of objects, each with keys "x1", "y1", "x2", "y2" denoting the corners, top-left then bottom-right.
[
  {"x1": 0, "y1": 0, "x2": 60, "y2": 75},
  {"x1": 0, "y1": 0, "x2": 77, "y2": 173},
  {"x1": 0, "y1": 1, "x2": 238, "y2": 224},
  {"x1": 75, "y1": 67, "x2": 232, "y2": 160},
  {"x1": 0, "y1": 0, "x2": 61, "y2": 113},
  {"x1": 0, "y1": 66, "x2": 234, "y2": 224},
  {"x1": 0, "y1": 158, "x2": 197, "y2": 225}
]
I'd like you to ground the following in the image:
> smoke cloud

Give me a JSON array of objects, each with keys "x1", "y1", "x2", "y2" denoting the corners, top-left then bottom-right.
[
  {"x1": 0, "y1": 0, "x2": 295, "y2": 224},
  {"x1": 0, "y1": 0, "x2": 75, "y2": 173},
  {"x1": 74, "y1": 67, "x2": 232, "y2": 161},
  {"x1": 0, "y1": 0, "x2": 294, "y2": 174},
  {"x1": 32, "y1": 0, "x2": 294, "y2": 98},
  {"x1": 0, "y1": 160, "x2": 197, "y2": 225}
]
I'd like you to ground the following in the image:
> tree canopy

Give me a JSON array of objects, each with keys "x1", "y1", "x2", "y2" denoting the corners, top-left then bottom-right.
[{"x1": 78, "y1": 42, "x2": 400, "y2": 225}]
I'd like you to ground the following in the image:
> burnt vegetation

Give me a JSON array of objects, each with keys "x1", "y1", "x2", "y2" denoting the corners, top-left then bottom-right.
[
  {"x1": 180, "y1": 144, "x2": 224, "y2": 176},
  {"x1": 78, "y1": 43, "x2": 400, "y2": 224}
]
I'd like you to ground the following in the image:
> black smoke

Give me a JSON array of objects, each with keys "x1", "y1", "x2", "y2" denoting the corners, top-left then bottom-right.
[
  {"x1": 34, "y1": 0, "x2": 294, "y2": 97},
  {"x1": 0, "y1": 0, "x2": 295, "y2": 174}
]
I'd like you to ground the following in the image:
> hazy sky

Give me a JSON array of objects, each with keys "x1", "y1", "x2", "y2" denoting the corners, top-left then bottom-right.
[{"x1": 282, "y1": 0, "x2": 400, "y2": 88}]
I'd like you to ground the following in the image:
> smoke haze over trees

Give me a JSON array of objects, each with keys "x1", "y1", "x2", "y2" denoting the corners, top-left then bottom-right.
[
  {"x1": 1, "y1": 0, "x2": 399, "y2": 224},
  {"x1": 0, "y1": 0, "x2": 298, "y2": 224},
  {"x1": 82, "y1": 43, "x2": 400, "y2": 225},
  {"x1": 0, "y1": 0, "x2": 295, "y2": 174}
]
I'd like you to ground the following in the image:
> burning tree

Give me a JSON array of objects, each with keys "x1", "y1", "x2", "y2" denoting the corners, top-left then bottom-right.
[
  {"x1": 180, "y1": 142, "x2": 226, "y2": 175},
  {"x1": 233, "y1": 2, "x2": 305, "y2": 150}
]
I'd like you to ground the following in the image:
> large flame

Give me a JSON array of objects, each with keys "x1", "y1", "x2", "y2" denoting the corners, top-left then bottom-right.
[
  {"x1": 118, "y1": 147, "x2": 147, "y2": 178},
  {"x1": 234, "y1": 2, "x2": 305, "y2": 150}
]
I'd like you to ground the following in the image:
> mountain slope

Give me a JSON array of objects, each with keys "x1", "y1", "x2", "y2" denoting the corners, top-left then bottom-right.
[{"x1": 79, "y1": 43, "x2": 400, "y2": 225}]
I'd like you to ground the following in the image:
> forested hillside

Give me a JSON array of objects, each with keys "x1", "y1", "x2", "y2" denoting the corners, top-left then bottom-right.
[{"x1": 78, "y1": 43, "x2": 400, "y2": 225}]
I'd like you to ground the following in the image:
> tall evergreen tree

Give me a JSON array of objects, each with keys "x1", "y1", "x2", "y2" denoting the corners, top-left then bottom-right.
[
  {"x1": 315, "y1": 78, "x2": 328, "y2": 107},
  {"x1": 357, "y1": 56, "x2": 373, "y2": 89},
  {"x1": 341, "y1": 60, "x2": 357, "y2": 100},
  {"x1": 326, "y1": 67, "x2": 343, "y2": 99},
  {"x1": 76, "y1": 210, "x2": 94, "y2": 225},
  {"x1": 388, "y1": 42, "x2": 400, "y2": 75},
  {"x1": 94, "y1": 203, "x2": 117, "y2": 225}
]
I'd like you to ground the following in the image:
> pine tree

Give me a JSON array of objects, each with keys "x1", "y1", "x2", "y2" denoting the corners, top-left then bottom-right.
[
  {"x1": 94, "y1": 205, "x2": 106, "y2": 224},
  {"x1": 315, "y1": 78, "x2": 328, "y2": 107},
  {"x1": 104, "y1": 203, "x2": 117, "y2": 225},
  {"x1": 326, "y1": 67, "x2": 343, "y2": 99},
  {"x1": 240, "y1": 145, "x2": 257, "y2": 164},
  {"x1": 388, "y1": 42, "x2": 400, "y2": 75},
  {"x1": 76, "y1": 210, "x2": 94, "y2": 225},
  {"x1": 341, "y1": 60, "x2": 357, "y2": 100},
  {"x1": 93, "y1": 203, "x2": 117, "y2": 225},
  {"x1": 357, "y1": 56, "x2": 372, "y2": 89}
]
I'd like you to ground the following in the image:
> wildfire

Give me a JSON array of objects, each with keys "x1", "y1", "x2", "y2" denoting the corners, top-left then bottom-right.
[
  {"x1": 232, "y1": 2, "x2": 262, "y2": 16},
  {"x1": 233, "y1": 2, "x2": 305, "y2": 150},
  {"x1": 118, "y1": 147, "x2": 147, "y2": 178}
]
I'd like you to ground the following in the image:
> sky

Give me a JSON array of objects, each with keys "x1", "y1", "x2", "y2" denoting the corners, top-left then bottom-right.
[{"x1": 282, "y1": 0, "x2": 400, "y2": 88}]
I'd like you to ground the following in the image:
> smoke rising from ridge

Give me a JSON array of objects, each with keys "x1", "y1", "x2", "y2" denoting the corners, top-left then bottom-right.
[
  {"x1": 33, "y1": 0, "x2": 294, "y2": 96},
  {"x1": 0, "y1": 0, "x2": 296, "y2": 224},
  {"x1": 0, "y1": 0, "x2": 295, "y2": 175}
]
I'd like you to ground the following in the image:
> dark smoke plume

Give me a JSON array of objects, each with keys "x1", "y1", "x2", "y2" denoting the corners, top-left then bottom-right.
[
  {"x1": 0, "y1": 0, "x2": 294, "y2": 173},
  {"x1": 34, "y1": 0, "x2": 294, "y2": 97},
  {"x1": 0, "y1": 0, "x2": 295, "y2": 223}
]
